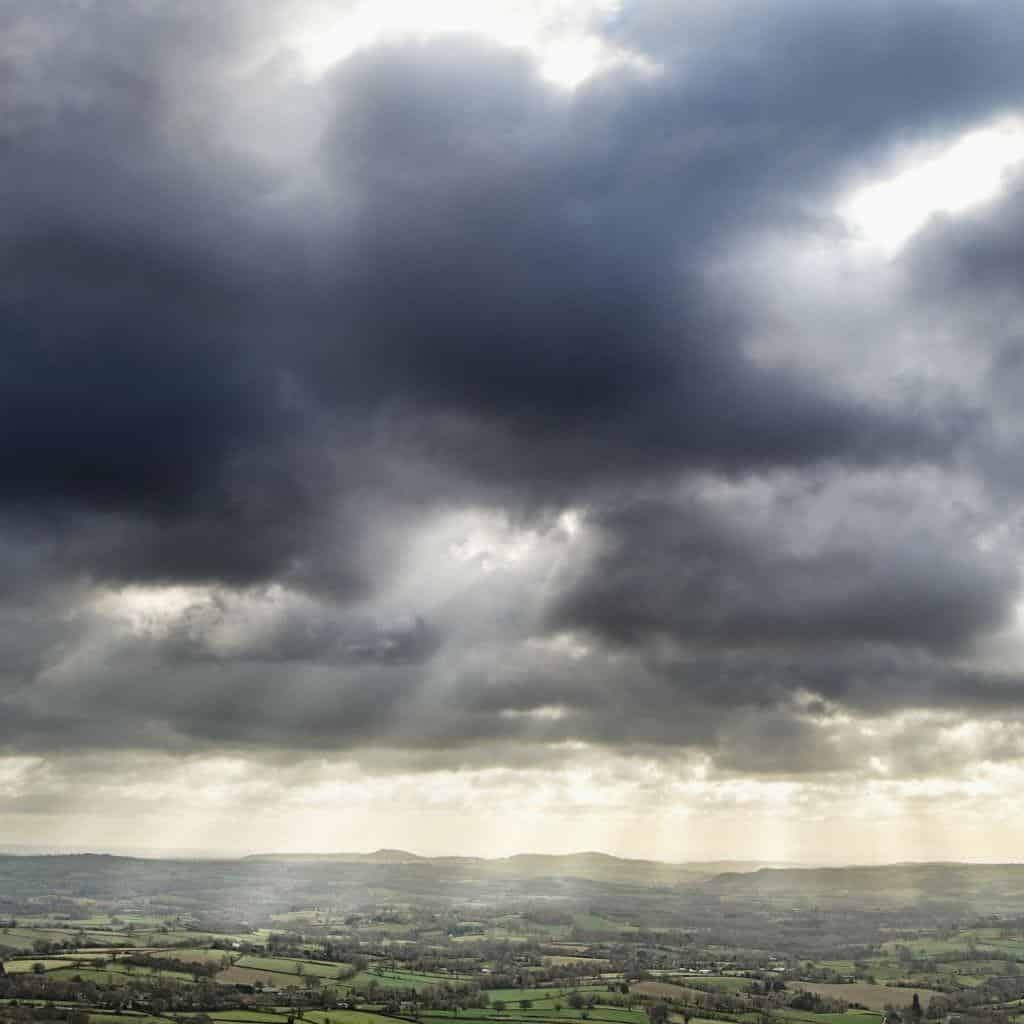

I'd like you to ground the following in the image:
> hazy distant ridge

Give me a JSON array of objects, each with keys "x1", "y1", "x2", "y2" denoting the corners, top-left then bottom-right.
[
  {"x1": 241, "y1": 849, "x2": 802, "y2": 885},
  {"x1": 5, "y1": 850, "x2": 1024, "y2": 908}
]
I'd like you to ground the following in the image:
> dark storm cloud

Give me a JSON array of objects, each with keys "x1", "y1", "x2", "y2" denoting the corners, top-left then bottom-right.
[
  {"x1": 909, "y1": 184, "x2": 1024, "y2": 299},
  {"x1": 8, "y1": 613, "x2": 1024, "y2": 780},
  {"x1": 892, "y1": 143, "x2": 1024, "y2": 317},
  {"x1": 549, "y1": 489, "x2": 1017, "y2": 653},
  {"x1": 0, "y1": 0, "x2": 333, "y2": 590},
  {"x1": 606, "y1": 0, "x2": 1024, "y2": 157},
  {"x1": 304, "y1": 34, "x2": 967, "y2": 492},
  {"x1": 0, "y1": 0, "x2": 985, "y2": 558},
  {"x1": 158, "y1": 595, "x2": 441, "y2": 666},
  {"x1": 2, "y1": 232, "x2": 263, "y2": 509},
  {"x1": 900, "y1": 169, "x2": 1024, "y2": 504},
  {"x1": 3, "y1": 0, "x2": 1024, "y2": 776}
]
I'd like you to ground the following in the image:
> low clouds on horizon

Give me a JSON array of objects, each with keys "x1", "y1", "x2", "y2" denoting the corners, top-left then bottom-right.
[{"x1": 4, "y1": 0, "x2": 1024, "y2": 848}]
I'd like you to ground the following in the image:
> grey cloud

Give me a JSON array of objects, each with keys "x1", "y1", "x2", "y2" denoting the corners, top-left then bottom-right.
[
  {"x1": 904, "y1": 169, "x2": 1024, "y2": 315},
  {"x1": 304, "y1": 35, "x2": 963, "y2": 495},
  {"x1": 548, "y1": 485, "x2": 1017, "y2": 653},
  {"x1": 606, "y1": 0, "x2": 1024, "y2": 167},
  {"x1": 1, "y1": 0, "x2": 984, "y2": 584},
  {"x1": 158, "y1": 593, "x2": 441, "y2": 666},
  {"x1": 3, "y1": 0, "x2": 1024, "y2": 786},
  {"x1": 5, "y1": 582, "x2": 1024, "y2": 780}
]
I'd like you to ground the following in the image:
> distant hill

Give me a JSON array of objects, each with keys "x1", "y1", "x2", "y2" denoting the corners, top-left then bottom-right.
[
  {"x1": 247, "y1": 848, "x2": 429, "y2": 864},
  {"x1": 5, "y1": 851, "x2": 1024, "y2": 916},
  {"x1": 486, "y1": 852, "x2": 786, "y2": 884},
  {"x1": 706, "y1": 862, "x2": 1024, "y2": 910},
  {"x1": 243, "y1": 849, "x2": 791, "y2": 885},
  {"x1": 237, "y1": 852, "x2": 1024, "y2": 901}
]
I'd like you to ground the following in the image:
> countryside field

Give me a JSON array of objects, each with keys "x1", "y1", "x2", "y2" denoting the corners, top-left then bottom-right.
[
  {"x1": 791, "y1": 983, "x2": 943, "y2": 1011},
  {"x1": 5, "y1": 856, "x2": 1024, "y2": 1024}
]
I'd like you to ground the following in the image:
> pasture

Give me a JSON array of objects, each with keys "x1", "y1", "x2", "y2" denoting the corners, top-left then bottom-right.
[
  {"x1": 234, "y1": 954, "x2": 350, "y2": 978},
  {"x1": 632, "y1": 981, "x2": 712, "y2": 1001},
  {"x1": 153, "y1": 946, "x2": 236, "y2": 965},
  {"x1": 485, "y1": 986, "x2": 609, "y2": 1004},
  {"x1": 216, "y1": 965, "x2": 304, "y2": 988},
  {"x1": 775, "y1": 1011, "x2": 884, "y2": 1024},
  {"x1": 3, "y1": 958, "x2": 74, "y2": 973}
]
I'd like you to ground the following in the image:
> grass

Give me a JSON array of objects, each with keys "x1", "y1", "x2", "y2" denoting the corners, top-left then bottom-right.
[
  {"x1": 674, "y1": 1019, "x2": 731, "y2": 1024},
  {"x1": 418, "y1": 1009, "x2": 646, "y2": 1024},
  {"x1": 46, "y1": 967, "x2": 133, "y2": 985},
  {"x1": 485, "y1": 987, "x2": 608, "y2": 1004},
  {"x1": 880, "y1": 940, "x2": 967, "y2": 956},
  {"x1": 201, "y1": 1014, "x2": 291, "y2": 1023},
  {"x1": 151, "y1": 947, "x2": 237, "y2": 965},
  {"x1": 2, "y1": 959, "x2": 74, "y2": 973},
  {"x1": 630, "y1": 981, "x2": 709, "y2": 1001},
  {"x1": 345, "y1": 968, "x2": 460, "y2": 990},
  {"x1": 571, "y1": 915, "x2": 636, "y2": 934},
  {"x1": 88, "y1": 1015, "x2": 177, "y2": 1024},
  {"x1": 216, "y1": 965, "x2": 305, "y2": 988},
  {"x1": 135, "y1": 930, "x2": 226, "y2": 946},
  {"x1": 47, "y1": 964, "x2": 195, "y2": 985},
  {"x1": 234, "y1": 955, "x2": 350, "y2": 979},
  {"x1": 302, "y1": 1012, "x2": 404, "y2": 1024},
  {"x1": 775, "y1": 1012, "x2": 883, "y2": 1024}
]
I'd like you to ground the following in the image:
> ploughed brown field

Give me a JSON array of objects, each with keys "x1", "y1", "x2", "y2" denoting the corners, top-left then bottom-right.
[
  {"x1": 215, "y1": 965, "x2": 305, "y2": 989},
  {"x1": 793, "y1": 983, "x2": 942, "y2": 1011},
  {"x1": 631, "y1": 981, "x2": 717, "y2": 1001}
]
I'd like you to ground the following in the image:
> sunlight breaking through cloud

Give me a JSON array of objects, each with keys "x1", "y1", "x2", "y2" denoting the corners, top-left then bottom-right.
[{"x1": 841, "y1": 116, "x2": 1024, "y2": 253}]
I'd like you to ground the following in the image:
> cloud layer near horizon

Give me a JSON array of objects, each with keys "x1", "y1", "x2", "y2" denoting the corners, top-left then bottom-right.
[{"x1": 4, "y1": 0, "x2": 1024, "y2": 855}]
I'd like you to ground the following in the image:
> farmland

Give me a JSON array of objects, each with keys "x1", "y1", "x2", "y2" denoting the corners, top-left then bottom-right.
[
  {"x1": 5, "y1": 856, "x2": 1024, "y2": 1024},
  {"x1": 790, "y1": 984, "x2": 943, "y2": 1011}
]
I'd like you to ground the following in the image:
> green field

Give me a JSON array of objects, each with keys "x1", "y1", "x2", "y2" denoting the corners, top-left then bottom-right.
[
  {"x1": 485, "y1": 986, "x2": 608, "y2": 1004},
  {"x1": 46, "y1": 967, "x2": 134, "y2": 985},
  {"x1": 44, "y1": 964, "x2": 197, "y2": 985},
  {"x1": 197, "y1": 1014, "x2": 293, "y2": 1024},
  {"x1": 88, "y1": 1015, "x2": 177, "y2": 1024},
  {"x1": 571, "y1": 914, "x2": 636, "y2": 934},
  {"x1": 880, "y1": 939, "x2": 968, "y2": 956},
  {"x1": 234, "y1": 954, "x2": 350, "y2": 978},
  {"x1": 775, "y1": 1012, "x2": 884, "y2": 1024},
  {"x1": 217, "y1": 965, "x2": 305, "y2": 988},
  {"x1": 419, "y1": 1009, "x2": 646, "y2": 1024},
  {"x1": 345, "y1": 968, "x2": 461, "y2": 989},
  {"x1": 2, "y1": 958, "x2": 74, "y2": 972},
  {"x1": 303, "y1": 1012, "x2": 408, "y2": 1024},
  {"x1": 152, "y1": 946, "x2": 237, "y2": 965}
]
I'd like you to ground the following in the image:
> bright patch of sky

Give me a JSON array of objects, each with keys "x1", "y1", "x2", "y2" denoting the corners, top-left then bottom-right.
[
  {"x1": 841, "y1": 116, "x2": 1024, "y2": 253},
  {"x1": 7, "y1": 747, "x2": 1024, "y2": 863},
  {"x1": 290, "y1": 0, "x2": 638, "y2": 87}
]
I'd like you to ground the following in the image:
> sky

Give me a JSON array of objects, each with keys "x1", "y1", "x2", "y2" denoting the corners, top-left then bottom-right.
[{"x1": 4, "y1": 0, "x2": 1024, "y2": 863}]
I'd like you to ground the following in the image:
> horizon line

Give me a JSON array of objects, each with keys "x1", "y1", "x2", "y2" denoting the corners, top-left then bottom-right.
[{"x1": 2, "y1": 844, "x2": 1023, "y2": 869}]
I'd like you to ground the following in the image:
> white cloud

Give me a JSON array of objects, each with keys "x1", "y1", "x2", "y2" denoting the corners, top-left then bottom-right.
[
  {"x1": 289, "y1": 0, "x2": 643, "y2": 87},
  {"x1": 841, "y1": 115, "x2": 1024, "y2": 253},
  {"x1": 6, "y1": 743, "x2": 1024, "y2": 862}
]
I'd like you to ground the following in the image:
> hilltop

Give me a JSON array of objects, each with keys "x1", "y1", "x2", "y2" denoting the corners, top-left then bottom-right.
[{"x1": 242, "y1": 848, "x2": 789, "y2": 885}]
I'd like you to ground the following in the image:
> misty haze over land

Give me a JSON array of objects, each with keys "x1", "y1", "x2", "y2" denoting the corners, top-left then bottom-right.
[{"x1": 4, "y1": 850, "x2": 1024, "y2": 1024}]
